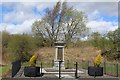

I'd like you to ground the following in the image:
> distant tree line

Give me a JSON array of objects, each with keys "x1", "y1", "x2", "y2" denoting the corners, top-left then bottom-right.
[
  {"x1": 89, "y1": 28, "x2": 120, "y2": 61},
  {"x1": 2, "y1": 28, "x2": 120, "y2": 63}
]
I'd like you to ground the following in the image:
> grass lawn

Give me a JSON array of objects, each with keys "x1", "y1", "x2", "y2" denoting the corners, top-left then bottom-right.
[
  {"x1": 22, "y1": 62, "x2": 29, "y2": 67},
  {"x1": 105, "y1": 63, "x2": 120, "y2": 77},
  {"x1": 0, "y1": 65, "x2": 11, "y2": 77},
  {"x1": 119, "y1": 64, "x2": 120, "y2": 76},
  {"x1": 0, "y1": 67, "x2": 2, "y2": 77}
]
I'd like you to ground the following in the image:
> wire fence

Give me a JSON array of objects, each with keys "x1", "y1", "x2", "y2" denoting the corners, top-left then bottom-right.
[
  {"x1": 21, "y1": 60, "x2": 120, "y2": 78},
  {"x1": 76, "y1": 60, "x2": 120, "y2": 77}
]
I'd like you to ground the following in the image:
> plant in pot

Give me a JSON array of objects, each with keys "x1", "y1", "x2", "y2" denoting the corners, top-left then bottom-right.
[
  {"x1": 24, "y1": 52, "x2": 40, "y2": 77},
  {"x1": 88, "y1": 50, "x2": 103, "y2": 77}
]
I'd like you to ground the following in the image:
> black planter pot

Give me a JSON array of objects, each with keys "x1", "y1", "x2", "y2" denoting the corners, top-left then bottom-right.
[
  {"x1": 24, "y1": 66, "x2": 40, "y2": 77},
  {"x1": 88, "y1": 66, "x2": 103, "y2": 77}
]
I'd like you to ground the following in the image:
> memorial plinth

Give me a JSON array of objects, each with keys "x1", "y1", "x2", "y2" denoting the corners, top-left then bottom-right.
[{"x1": 53, "y1": 41, "x2": 65, "y2": 70}]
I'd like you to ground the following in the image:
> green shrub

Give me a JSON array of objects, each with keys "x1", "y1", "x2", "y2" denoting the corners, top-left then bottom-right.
[{"x1": 8, "y1": 34, "x2": 38, "y2": 62}]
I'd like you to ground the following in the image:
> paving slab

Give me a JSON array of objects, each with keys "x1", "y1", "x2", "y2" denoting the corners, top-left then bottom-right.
[
  {"x1": 55, "y1": 74, "x2": 73, "y2": 78},
  {"x1": 13, "y1": 67, "x2": 119, "y2": 80}
]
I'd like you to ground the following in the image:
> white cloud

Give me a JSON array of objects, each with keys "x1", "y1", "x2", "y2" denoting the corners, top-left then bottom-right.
[
  {"x1": 69, "y1": 2, "x2": 118, "y2": 34},
  {"x1": 3, "y1": 2, "x2": 118, "y2": 24},
  {"x1": 88, "y1": 10, "x2": 102, "y2": 21},
  {"x1": 2, "y1": 2, "x2": 55, "y2": 24},
  {"x1": 87, "y1": 20, "x2": 118, "y2": 34},
  {"x1": 1, "y1": 18, "x2": 118, "y2": 35},
  {"x1": 35, "y1": 2, "x2": 55, "y2": 12},
  {"x1": 1, "y1": 2, "x2": 56, "y2": 34},
  {"x1": 0, "y1": 19, "x2": 36, "y2": 34},
  {"x1": 4, "y1": 11, "x2": 37, "y2": 24},
  {"x1": 3, "y1": 2, "x2": 39, "y2": 24},
  {"x1": 70, "y1": 2, "x2": 118, "y2": 17},
  {"x1": 1, "y1": 2, "x2": 118, "y2": 35}
]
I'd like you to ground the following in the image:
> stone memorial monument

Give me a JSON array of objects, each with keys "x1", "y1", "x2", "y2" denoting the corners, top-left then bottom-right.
[{"x1": 53, "y1": 29, "x2": 65, "y2": 70}]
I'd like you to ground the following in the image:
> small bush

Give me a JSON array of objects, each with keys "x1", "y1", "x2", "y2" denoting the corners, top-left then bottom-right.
[{"x1": 94, "y1": 51, "x2": 102, "y2": 67}]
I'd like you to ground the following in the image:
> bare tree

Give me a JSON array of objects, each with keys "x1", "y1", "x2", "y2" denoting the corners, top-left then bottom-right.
[{"x1": 32, "y1": 1, "x2": 88, "y2": 46}]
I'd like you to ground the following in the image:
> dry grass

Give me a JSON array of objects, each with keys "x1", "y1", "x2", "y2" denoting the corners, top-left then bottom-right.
[
  {"x1": 37, "y1": 46, "x2": 100, "y2": 63},
  {"x1": 65, "y1": 47, "x2": 99, "y2": 62},
  {"x1": 37, "y1": 47, "x2": 54, "y2": 63}
]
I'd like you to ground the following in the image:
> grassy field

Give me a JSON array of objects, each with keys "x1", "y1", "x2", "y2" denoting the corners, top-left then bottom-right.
[
  {"x1": 0, "y1": 65, "x2": 11, "y2": 78},
  {"x1": 105, "y1": 63, "x2": 120, "y2": 77},
  {"x1": 0, "y1": 67, "x2": 2, "y2": 77}
]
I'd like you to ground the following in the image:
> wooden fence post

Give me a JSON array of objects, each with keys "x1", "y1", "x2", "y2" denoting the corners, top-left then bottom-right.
[{"x1": 104, "y1": 61, "x2": 106, "y2": 74}]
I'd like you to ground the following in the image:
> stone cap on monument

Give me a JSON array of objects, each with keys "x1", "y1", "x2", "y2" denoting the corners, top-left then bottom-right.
[{"x1": 54, "y1": 40, "x2": 65, "y2": 46}]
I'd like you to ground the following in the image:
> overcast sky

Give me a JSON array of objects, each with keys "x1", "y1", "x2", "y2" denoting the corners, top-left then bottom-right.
[{"x1": 0, "y1": 0, "x2": 119, "y2": 34}]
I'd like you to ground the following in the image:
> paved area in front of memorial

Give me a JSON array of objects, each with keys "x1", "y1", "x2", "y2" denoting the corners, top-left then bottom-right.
[{"x1": 14, "y1": 67, "x2": 118, "y2": 79}]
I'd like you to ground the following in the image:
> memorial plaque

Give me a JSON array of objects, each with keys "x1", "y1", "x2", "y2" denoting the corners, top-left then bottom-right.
[{"x1": 57, "y1": 48, "x2": 62, "y2": 60}]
